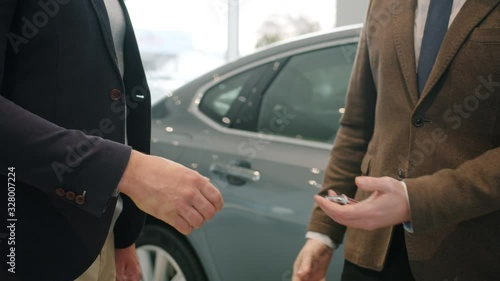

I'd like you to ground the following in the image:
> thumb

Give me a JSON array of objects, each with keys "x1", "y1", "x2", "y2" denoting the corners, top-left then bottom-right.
[
  {"x1": 327, "y1": 189, "x2": 338, "y2": 196},
  {"x1": 355, "y1": 176, "x2": 391, "y2": 193}
]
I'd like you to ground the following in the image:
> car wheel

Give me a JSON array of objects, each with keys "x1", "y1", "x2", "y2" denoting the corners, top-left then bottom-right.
[{"x1": 136, "y1": 224, "x2": 208, "y2": 281}]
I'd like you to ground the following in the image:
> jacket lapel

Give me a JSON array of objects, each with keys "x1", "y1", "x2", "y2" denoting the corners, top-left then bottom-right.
[
  {"x1": 392, "y1": 0, "x2": 419, "y2": 108},
  {"x1": 88, "y1": 0, "x2": 120, "y2": 70},
  {"x1": 417, "y1": 0, "x2": 500, "y2": 104}
]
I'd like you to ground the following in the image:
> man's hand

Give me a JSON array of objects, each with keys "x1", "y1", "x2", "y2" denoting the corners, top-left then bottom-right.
[
  {"x1": 315, "y1": 176, "x2": 410, "y2": 231},
  {"x1": 292, "y1": 239, "x2": 333, "y2": 281},
  {"x1": 115, "y1": 244, "x2": 141, "y2": 281},
  {"x1": 118, "y1": 150, "x2": 224, "y2": 235}
]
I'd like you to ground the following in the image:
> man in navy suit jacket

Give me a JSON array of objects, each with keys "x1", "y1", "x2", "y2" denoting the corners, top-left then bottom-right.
[{"x1": 0, "y1": 1, "x2": 223, "y2": 280}]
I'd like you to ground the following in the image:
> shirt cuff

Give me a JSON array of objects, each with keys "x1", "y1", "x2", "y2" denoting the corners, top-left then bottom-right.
[
  {"x1": 400, "y1": 181, "x2": 414, "y2": 233},
  {"x1": 305, "y1": 231, "x2": 337, "y2": 249}
]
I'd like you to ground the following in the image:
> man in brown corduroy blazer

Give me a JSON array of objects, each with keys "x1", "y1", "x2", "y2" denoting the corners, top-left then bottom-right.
[{"x1": 293, "y1": 0, "x2": 500, "y2": 280}]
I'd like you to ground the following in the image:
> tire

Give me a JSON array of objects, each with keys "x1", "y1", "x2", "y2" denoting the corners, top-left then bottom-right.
[{"x1": 136, "y1": 224, "x2": 208, "y2": 281}]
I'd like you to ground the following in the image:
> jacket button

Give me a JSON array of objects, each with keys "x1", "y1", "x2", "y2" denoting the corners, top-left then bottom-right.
[
  {"x1": 412, "y1": 114, "x2": 425, "y2": 127},
  {"x1": 65, "y1": 191, "x2": 76, "y2": 201},
  {"x1": 75, "y1": 195, "x2": 86, "y2": 205},
  {"x1": 398, "y1": 168, "x2": 404, "y2": 180},
  {"x1": 55, "y1": 188, "x2": 66, "y2": 197},
  {"x1": 109, "y1": 89, "x2": 122, "y2": 101}
]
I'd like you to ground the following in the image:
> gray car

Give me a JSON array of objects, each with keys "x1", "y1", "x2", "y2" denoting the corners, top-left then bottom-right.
[{"x1": 136, "y1": 24, "x2": 362, "y2": 281}]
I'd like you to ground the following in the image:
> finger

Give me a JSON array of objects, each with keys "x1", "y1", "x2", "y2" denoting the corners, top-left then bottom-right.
[
  {"x1": 169, "y1": 215, "x2": 194, "y2": 235},
  {"x1": 355, "y1": 176, "x2": 392, "y2": 193},
  {"x1": 315, "y1": 195, "x2": 346, "y2": 224},
  {"x1": 199, "y1": 182, "x2": 224, "y2": 211},
  {"x1": 292, "y1": 256, "x2": 302, "y2": 281},
  {"x1": 292, "y1": 271, "x2": 303, "y2": 281},
  {"x1": 292, "y1": 264, "x2": 301, "y2": 281},
  {"x1": 116, "y1": 272, "x2": 124, "y2": 281},
  {"x1": 316, "y1": 194, "x2": 382, "y2": 229},
  {"x1": 124, "y1": 259, "x2": 142, "y2": 281},
  {"x1": 363, "y1": 190, "x2": 380, "y2": 203},
  {"x1": 327, "y1": 189, "x2": 338, "y2": 196},
  {"x1": 115, "y1": 261, "x2": 125, "y2": 273},
  {"x1": 296, "y1": 253, "x2": 312, "y2": 280},
  {"x1": 124, "y1": 272, "x2": 142, "y2": 281},
  {"x1": 315, "y1": 195, "x2": 344, "y2": 216},
  {"x1": 193, "y1": 192, "x2": 216, "y2": 221},
  {"x1": 115, "y1": 265, "x2": 125, "y2": 281},
  {"x1": 314, "y1": 195, "x2": 365, "y2": 222},
  {"x1": 179, "y1": 204, "x2": 205, "y2": 229}
]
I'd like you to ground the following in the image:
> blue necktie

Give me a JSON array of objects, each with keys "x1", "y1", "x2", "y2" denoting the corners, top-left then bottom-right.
[{"x1": 417, "y1": 0, "x2": 453, "y2": 96}]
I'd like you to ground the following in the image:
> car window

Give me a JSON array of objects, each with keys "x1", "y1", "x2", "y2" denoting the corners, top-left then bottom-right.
[
  {"x1": 257, "y1": 44, "x2": 357, "y2": 143},
  {"x1": 199, "y1": 63, "x2": 274, "y2": 126}
]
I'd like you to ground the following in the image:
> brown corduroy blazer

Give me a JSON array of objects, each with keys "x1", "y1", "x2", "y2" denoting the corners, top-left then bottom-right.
[{"x1": 308, "y1": 0, "x2": 500, "y2": 280}]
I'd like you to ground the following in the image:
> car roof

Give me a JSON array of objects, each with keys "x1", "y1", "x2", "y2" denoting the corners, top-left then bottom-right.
[
  {"x1": 169, "y1": 24, "x2": 362, "y2": 96},
  {"x1": 220, "y1": 24, "x2": 362, "y2": 72}
]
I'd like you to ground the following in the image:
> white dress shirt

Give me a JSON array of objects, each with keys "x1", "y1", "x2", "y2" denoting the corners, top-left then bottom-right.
[
  {"x1": 104, "y1": 0, "x2": 126, "y2": 234},
  {"x1": 104, "y1": 0, "x2": 126, "y2": 77},
  {"x1": 307, "y1": 0, "x2": 468, "y2": 249}
]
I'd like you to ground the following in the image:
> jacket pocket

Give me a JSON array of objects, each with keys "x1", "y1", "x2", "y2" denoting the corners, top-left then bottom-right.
[
  {"x1": 470, "y1": 28, "x2": 500, "y2": 43},
  {"x1": 360, "y1": 153, "x2": 372, "y2": 176}
]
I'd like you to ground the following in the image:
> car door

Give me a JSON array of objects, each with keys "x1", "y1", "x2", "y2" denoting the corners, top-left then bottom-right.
[{"x1": 189, "y1": 42, "x2": 358, "y2": 281}]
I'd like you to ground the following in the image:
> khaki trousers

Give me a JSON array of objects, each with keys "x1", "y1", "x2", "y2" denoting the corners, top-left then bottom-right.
[{"x1": 75, "y1": 233, "x2": 116, "y2": 281}]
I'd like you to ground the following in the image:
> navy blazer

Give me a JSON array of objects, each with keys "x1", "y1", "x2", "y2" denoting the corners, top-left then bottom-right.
[{"x1": 0, "y1": 0, "x2": 150, "y2": 280}]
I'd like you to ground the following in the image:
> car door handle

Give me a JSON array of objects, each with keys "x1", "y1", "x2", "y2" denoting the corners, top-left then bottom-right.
[{"x1": 210, "y1": 162, "x2": 261, "y2": 183}]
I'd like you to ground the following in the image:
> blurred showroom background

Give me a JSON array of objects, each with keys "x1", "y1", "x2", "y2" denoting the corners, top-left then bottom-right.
[{"x1": 125, "y1": 0, "x2": 370, "y2": 104}]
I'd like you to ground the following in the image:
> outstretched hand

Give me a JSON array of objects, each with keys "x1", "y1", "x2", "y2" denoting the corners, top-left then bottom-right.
[
  {"x1": 293, "y1": 239, "x2": 333, "y2": 281},
  {"x1": 118, "y1": 150, "x2": 224, "y2": 235},
  {"x1": 315, "y1": 176, "x2": 410, "y2": 231}
]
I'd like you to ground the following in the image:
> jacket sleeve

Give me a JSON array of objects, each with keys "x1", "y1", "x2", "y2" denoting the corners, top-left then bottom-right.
[
  {"x1": 114, "y1": 195, "x2": 146, "y2": 248},
  {"x1": 0, "y1": 0, "x2": 132, "y2": 217},
  {"x1": 307, "y1": 8, "x2": 378, "y2": 244}
]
